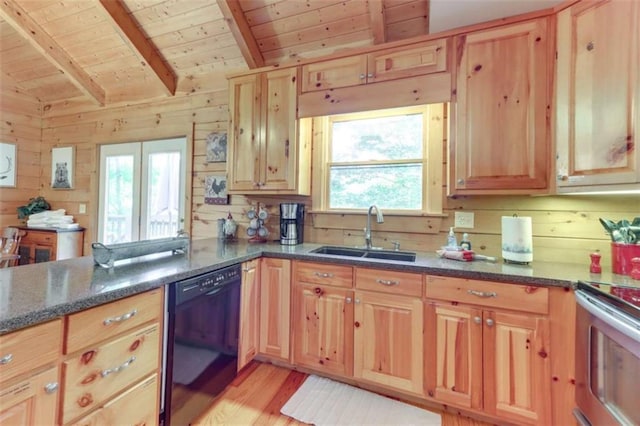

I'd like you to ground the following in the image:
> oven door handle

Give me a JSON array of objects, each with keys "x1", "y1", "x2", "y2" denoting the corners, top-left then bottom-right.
[{"x1": 576, "y1": 290, "x2": 640, "y2": 342}]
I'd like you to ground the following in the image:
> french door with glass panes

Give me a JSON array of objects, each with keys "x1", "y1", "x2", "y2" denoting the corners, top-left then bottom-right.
[{"x1": 98, "y1": 138, "x2": 187, "y2": 244}]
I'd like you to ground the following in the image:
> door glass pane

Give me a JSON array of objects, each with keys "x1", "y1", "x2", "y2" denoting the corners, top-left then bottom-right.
[
  {"x1": 146, "y1": 152, "x2": 181, "y2": 239},
  {"x1": 103, "y1": 155, "x2": 134, "y2": 244}
]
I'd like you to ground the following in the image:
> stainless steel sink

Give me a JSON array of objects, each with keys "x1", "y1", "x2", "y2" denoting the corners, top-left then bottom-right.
[{"x1": 310, "y1": 246, "x2": 416, "y2": 262}]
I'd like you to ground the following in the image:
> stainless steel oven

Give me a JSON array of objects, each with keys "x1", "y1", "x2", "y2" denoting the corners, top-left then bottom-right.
[{"x1": 574, "y1": 285, "x2": 640, "y2": 426}]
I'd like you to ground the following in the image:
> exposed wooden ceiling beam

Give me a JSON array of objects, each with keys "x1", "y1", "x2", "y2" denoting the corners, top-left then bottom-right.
[
  {"x1": 216, "y1": 0, "x2": 265, "y2": 69},
  {"x1": 0, "y1": 0, "x2": 106, "y2": 106},
  {"x1": 97, "y1": 0, "x2": 177, "y2": 96},
  {"x1": 369, "y1": 0, "x2": 386, "y2": 44}
]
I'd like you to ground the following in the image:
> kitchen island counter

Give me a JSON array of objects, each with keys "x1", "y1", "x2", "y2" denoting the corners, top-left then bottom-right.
[{"x1": 0, "y1": 238, "x2": 634, "y2": 334}]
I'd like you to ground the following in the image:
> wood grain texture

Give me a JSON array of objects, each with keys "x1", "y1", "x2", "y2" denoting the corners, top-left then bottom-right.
[{"x1": 259, "y1": 258, "x2": 291, "y2": 360}]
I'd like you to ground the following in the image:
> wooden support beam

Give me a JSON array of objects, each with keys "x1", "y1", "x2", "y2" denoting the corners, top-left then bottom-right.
[
  {"x1": 97, "y1": 0, "x2": 177, "y2": 96},
  {"x1": 0, "y1": 0, "x2": 106, "y2": 106},
  {"x1": 369, "y1": 0, "x2": 386, "y2": 44},
  {"x1": 217, "y1": 0, "x2": 265, "y2": 69}
]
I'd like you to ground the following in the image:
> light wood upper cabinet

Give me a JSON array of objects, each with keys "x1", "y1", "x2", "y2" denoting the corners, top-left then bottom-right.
[
  {"x1": 238, "y1": 259, "x2": 260, "y2": 371},
  {"x1": 451, "y1": 18, "x2": 551, "y2": 194},
  {"x1": 555, "y1": 0, "x2": 640, "y2": 192},
  {"x1": 292, "y1": 262, "x2": 354, "y2": 377},
  {"x1": 259, "y1": 258, "x2": 291, "y2": 360},
  {"x1": 425, "y1": 276, "x2": 552, "y2": 425},
  {"x1": 228, "y1": 68, "x2": 311, "y2": 195},
  {"x1": 301, "y1": 38, "x2": 448, "y2": 92}
]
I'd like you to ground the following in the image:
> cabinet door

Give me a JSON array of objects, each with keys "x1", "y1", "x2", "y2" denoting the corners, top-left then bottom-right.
[
  {"x1": 259, "y1": 258, "x2": 291, "y2": 360},
  {"x1": 424, "y1": 302, "x2": 482, "y2": 410},
  {"x1": 238, "y1": 259, "x2": 260, "y2": 371},
  {"x1": 293, "y1": 283, "x2": 354, "y2": 377},
  {"x1": 453, "y1": 18, "x2": 550, "y2": 192},
  {"x1": 556, "y1": 0, "x2": 640, "y2": 190},
  {"x1": 228, "y1": 73, "x2": 262, "y2": 191},
  {"x1": 301, "y1": 55, "x2": 368, "y2": 92},
  {"x1": 483, "y1": 310, "x2": 551, "y2": 425},
  {"x1": 261, "y1": 68, "x2": 299, "y2": 192},
  {"x1": 368, "y1": 38, "x2": 448, "y2": 83},
  {"x1": 0, "y1": 367, "x2": 59, "y2": 425},
  {"x1": 353, "y1": 291, "x2": 423, "y2": 395}
]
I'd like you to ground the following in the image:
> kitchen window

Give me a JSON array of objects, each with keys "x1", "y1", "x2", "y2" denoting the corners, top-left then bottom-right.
[{"x1": 318, "y1": 105, "x2": 444, "y2": 214}]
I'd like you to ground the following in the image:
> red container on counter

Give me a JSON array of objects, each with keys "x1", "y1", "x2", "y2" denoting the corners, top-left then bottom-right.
[{"x1": 611, "y1": 242, "x2": 640, "y2": 276}]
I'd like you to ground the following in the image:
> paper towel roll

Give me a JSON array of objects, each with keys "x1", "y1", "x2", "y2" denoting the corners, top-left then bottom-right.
[{"x1": 501, "y1": 216, "x2": 533, "y2": 263}]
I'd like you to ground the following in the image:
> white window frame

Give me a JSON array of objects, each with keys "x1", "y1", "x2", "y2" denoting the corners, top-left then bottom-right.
[{"x1": 318, "y1": 105, "x2": 444, "y2": 215}]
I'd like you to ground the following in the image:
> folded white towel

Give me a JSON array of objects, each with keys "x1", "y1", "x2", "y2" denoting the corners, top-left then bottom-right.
[{"x1": 29, "y1": 209, "x2": 66, "y2": 219}]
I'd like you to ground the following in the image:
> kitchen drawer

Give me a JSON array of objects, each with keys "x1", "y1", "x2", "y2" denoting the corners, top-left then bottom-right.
[
  {"x1": 426, "y1": 276, "x2": 549, "y2": 315},
  {"x1": 0, "y1": 319, "x2": 62, "y2": 384},
  {"x1": 62, "y1": 322, "x2": 160, "y2": 424},
  {"x1": 65, "y1": 288, "x2": 163, "y2": 354},
  {"x1": 22, "y1": 229, "x2": 55, "y2": 246},
  {"x1": 355, "y1": 268, "x2": 423, "y2": 297},
  {"x1": 294, "y1": 261, "x2": 353, "y2": 288}
]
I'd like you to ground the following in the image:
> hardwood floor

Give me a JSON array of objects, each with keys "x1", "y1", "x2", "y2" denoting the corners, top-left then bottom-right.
[{"x1": 195, "y1": 361, "x2": 494, "y2": 426}]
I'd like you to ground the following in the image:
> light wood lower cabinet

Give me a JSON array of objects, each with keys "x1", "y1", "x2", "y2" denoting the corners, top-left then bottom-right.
[
  {"x1": 425, "y1": 276, "x2": 552, "y2": 425},
  {"x1": 259, "y1": 258, "x2": 291, "y2": 360},
  {"x1": 68, "y1": 373, "x2": 159, "y2": 426},
  {"x1": 353, "y1": 290, "x2": 424, "y2": 395},
  {"x1": 0, "y1": 320, "x2": 62, "y2": 425},
  {"x1": 291, "y1": 262, "x2": 423, "y2": 395},
  {"x1": 0, "y1": 367, "x2": 60, "y2": 425},
  {"x1": 238, "y1": 259, "x2": 260, "y2": 371},
  {"x1": 292, "y1": 261, "x2": 353, "y2": 377},
  {"x1": 60, "y1": 288, "x2": 164, "y2": 425}
]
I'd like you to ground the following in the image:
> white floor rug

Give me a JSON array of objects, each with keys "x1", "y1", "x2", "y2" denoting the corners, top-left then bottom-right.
[{"x1": 281, "y1": 375, "x2": 441, "y2": 426}]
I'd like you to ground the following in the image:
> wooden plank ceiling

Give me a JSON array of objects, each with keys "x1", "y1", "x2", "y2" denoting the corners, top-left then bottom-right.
[{"x1": 0, "y1": 0, "x2": 431, "y2": 106}]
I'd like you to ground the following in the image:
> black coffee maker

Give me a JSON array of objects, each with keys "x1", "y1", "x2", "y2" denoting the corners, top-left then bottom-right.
[{"x1": 280, "y1": 203, "x2": 304, "y2": 245}]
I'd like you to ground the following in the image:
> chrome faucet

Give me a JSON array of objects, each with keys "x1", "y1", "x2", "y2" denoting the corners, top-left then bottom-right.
[{"x1": 364, "y1": 205, "x2": 384, "y2": 249}]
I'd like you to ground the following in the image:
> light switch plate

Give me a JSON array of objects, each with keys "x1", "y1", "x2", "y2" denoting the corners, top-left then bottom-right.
[
  {"x1": 454, "y1": 211, "x2": 474, "y2": 229},
  {"x1": 79, "y1": 203, "x2": 86, "y2": 214}
]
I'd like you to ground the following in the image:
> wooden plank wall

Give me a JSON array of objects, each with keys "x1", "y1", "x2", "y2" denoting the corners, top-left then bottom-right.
[
  {"x1": 0, "y1": 86, "x2": 42, "y2": 226},
  {"x1": 2, "y1": 87, "x2": 636, "y2": 267}
]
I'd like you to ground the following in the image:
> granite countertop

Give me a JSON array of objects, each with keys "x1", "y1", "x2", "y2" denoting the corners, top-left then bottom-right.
[{"x1": 1, "y1": 238, "x2": 636, "y2": 335}]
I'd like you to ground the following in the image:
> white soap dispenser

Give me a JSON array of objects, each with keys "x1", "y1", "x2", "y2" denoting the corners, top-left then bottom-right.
[{"x1": 447, "y1": 227, "x2": 458, "y2": 249}]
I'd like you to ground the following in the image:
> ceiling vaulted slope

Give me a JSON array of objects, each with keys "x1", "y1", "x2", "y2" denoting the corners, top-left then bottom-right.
[{"x1": 0, "y1": 0, "x2": 560, "y2": 107}]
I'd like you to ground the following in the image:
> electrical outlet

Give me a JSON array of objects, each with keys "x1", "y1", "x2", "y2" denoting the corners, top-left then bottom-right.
[
  {"x1": 454, "y1": 211, "x2": 474, "y2": 229},
  {"x1": 79, "y1": 203, "x2": 86, "y2": 214}
]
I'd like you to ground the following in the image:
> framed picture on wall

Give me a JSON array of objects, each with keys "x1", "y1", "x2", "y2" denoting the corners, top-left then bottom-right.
[
  {"x1": 205, "y1": 132, "x2": 227, "y2": 163},
  {"x1": 0, "y1": 142, "x2": 16, "y2": 187},
  {"x1": 204, "y1": 175, "x2": 228, "y2": 204},
  {"x1": 51, "y1": 146, "x2": 74, "y2": 189}
]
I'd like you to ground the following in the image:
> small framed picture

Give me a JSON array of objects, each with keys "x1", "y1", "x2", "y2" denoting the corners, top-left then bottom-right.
[
  {"x1": 206, "y1": 132, "x2": 227, "y2": 163},
  {"x1": 51, "y1": 146, "x2": 74, "y2": 189},
  {"x1": 204, "y1": 175, "x2": 229, "y2": 205},
  {"x1": 0, "y1": 143, "x2": 17, "y2": 187}
]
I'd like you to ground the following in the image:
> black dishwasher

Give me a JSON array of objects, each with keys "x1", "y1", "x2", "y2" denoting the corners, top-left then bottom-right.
[{"x1": 160, "y1": 264, "x2": 241, "y2": 426}]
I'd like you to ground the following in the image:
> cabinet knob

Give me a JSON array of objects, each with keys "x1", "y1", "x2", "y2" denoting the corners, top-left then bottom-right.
[
  {"x1": 355, "y1": 298, "x2": 361, "y2": 304},
  {"x1": 367, "y1": 73, "x2": 374, "y2": 79},
  {"x1": 557, "y1": 174, "x2": 568, "y2": 181},
  {"x1": 359, "y1": 73, "x2": 366, "y2": 80},
  {"x1": 485, "y1": 318, "x2": 494, "y2": 327},
  {"x1": 586, "y1": 41, "x2": 595, "y2": 51},
  {"x1": 346, "y1": 297, "x2": 352, "y2": 304},
  {"x1": 457, "y1": 178, "x2": 464, "y2": 185},
  {"x1": 44, "y1": 382, "x2": 59, "y2": 394},
  {"x1": 473, "y1": 316, "x2": 482, "y2": 324}
]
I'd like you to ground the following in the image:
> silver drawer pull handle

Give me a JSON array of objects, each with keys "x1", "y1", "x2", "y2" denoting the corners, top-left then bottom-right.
[
  {"x1": 44, "y1": 382, "x2": 59, "y2": 394},
  {"x1": 0, "y1": 354, "x2": 13, "y2": 365},
  {"x1": 467, "y1": 290, "x2": 497, "y2": 298},
  {"x1": 101, "y1": 356, "x2": 136, "y2": 377},
  {"x1": 103, "y1": 309, "x2": 137, "y2": 325},
  {"x1": 314, "y1": 272, "x2": 334, "y2": 278},
  {"x1": 377, "y1": 279, "x2": 399, "y2": 286}
]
